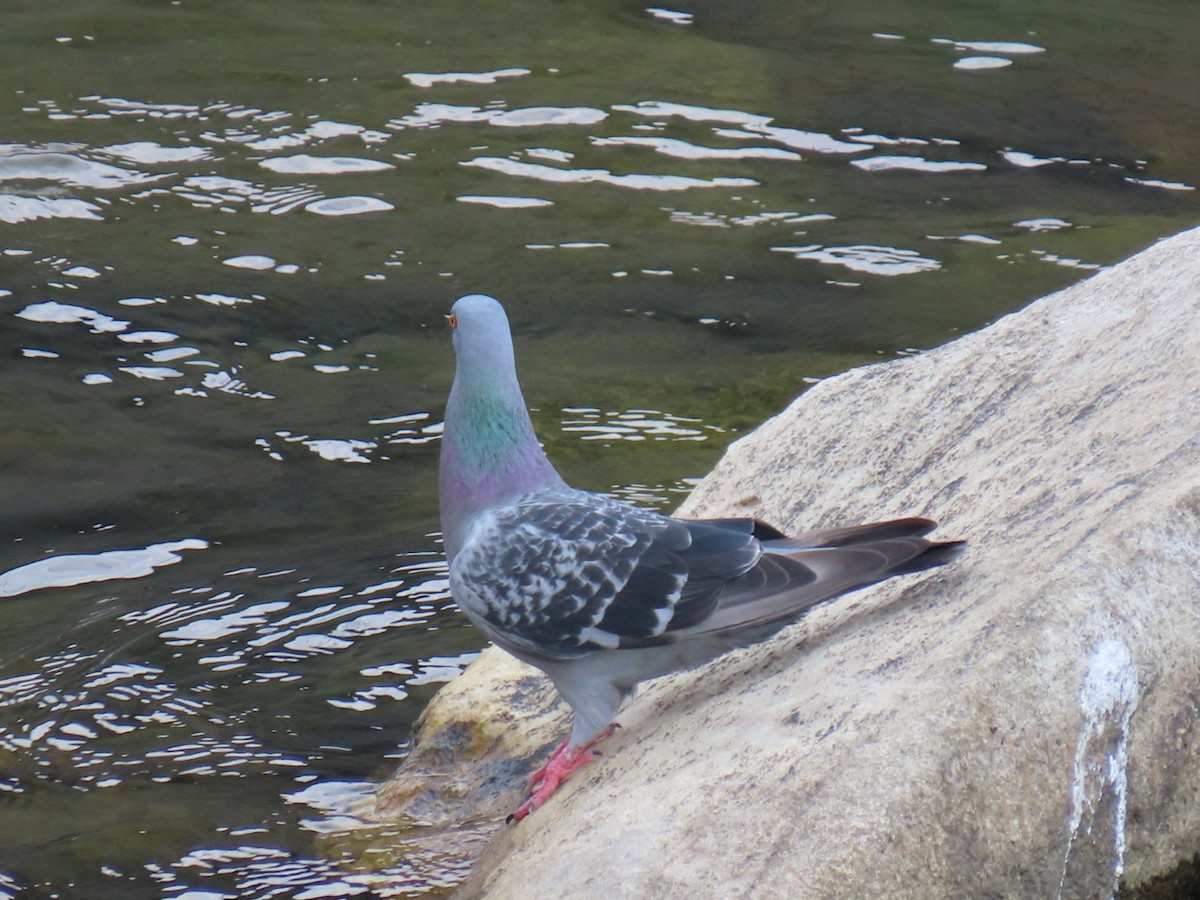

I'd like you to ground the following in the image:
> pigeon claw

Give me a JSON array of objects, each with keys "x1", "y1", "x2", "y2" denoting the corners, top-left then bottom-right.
[
  {"x1": 509, "y1": 745, "x2": 598, "y2": 823},
  {"x1": 509, "y1": 723, "x2": 620, "y2": 824}
]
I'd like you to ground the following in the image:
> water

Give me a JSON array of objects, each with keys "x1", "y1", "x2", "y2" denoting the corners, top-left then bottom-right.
[{"x1": 2, "y1": 0, "x2": 1197, "y2": 896}]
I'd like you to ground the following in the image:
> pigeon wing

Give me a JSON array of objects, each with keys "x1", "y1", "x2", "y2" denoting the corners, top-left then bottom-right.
[{"x1": 449, "y1": 492, "x2": 765, "y2": 658}]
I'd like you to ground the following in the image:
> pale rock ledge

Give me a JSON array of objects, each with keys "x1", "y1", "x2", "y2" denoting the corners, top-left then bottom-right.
[{"x1": 372, "y1": 226, "x2": 1200, "y2": 898}]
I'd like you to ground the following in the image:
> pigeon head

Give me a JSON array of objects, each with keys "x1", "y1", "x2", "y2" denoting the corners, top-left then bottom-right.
[
  {"x1": 439, "y1": 294, "x2": 565, "y2": 560},
  {"x1": 448, "y1": 293, "x2": 518, "y2": 385}
]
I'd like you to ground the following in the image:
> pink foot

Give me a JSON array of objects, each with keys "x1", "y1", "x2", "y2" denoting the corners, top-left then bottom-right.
[
  {"x1": 508, "y1": 723, "x2": 619, "y2": 823},
  {"x1": 525, "y1": 736, "x2": 570, "y2": 790}
]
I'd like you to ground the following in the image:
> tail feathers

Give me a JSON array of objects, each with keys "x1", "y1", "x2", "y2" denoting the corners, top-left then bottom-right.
[
  {"x1": 697, "y1": 516, "x2": 937, "y2": 548},
  {"x1": 672, "y1": 519, "x2": 962, "y2": 642},
  {"x1": 762, "y1": 516, "x2": 937, "y2": 551},
  {"x1": 885, "y1": 538, "x2": 965, "y2": 576}
]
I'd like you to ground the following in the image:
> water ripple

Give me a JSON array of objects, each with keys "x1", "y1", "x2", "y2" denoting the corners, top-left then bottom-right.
[
  {"x1": 561, "y1": 407, "x2": 726, "y2": 442},
  {"x1": 851, "y1": 155, "x2": 988, "y2": 173},
  {"x1": 404, "y1": 67, "x2": 531, "y2": 88},
  {"x1": 0, "y1": 145, "x2": 162, "y2": 189},
  {"x1": 592, "y1": 135, "x2": 801, "y2": 162},
  {"x1": 0, "y1": 538, "x2": 208, "y2": 598},
  {"x1": 772, "y1": 243, "x2": 942, "y2": 276},
  {"x1": 462, "y1": 155, "x2": 758, "y2": 191}
]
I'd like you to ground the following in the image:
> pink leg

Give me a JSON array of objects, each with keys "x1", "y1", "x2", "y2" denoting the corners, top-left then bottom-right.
[{"x1": 509, "y1": 723, "x2": 619, "y2": 823}]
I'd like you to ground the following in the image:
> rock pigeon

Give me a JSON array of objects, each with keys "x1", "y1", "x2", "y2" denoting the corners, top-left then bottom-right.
[{"x1": 439, "y1": 293, "x2": 963, "y2": 823}]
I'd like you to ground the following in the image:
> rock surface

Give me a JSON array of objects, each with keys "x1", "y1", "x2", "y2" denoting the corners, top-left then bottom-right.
[
  {"x1": 373, "y1": 648, "x2": 567, "y2": 828},
  {"x1": 373, "y1": 226, "x2": 1200, "y2": 898}
]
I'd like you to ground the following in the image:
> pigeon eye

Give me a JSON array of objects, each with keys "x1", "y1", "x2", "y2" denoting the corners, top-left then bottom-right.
[{"x1": 448, "y1": 313, "x2": 457, "y2": 330}]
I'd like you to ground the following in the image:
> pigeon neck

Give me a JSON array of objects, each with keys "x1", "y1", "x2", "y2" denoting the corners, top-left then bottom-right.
[{"x1": 439, "y1": 376, "x2": 563, "y2": 559}]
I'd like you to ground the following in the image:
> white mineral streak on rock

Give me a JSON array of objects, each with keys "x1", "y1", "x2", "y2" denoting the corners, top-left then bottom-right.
[{"x1": 1059, "y1": 639, "x2": 1139, "y2": 899}]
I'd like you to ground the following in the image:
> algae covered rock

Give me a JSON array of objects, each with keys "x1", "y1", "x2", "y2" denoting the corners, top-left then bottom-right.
[{"x1": 374, "y1": 649, "x2": 568, "y2": 827}]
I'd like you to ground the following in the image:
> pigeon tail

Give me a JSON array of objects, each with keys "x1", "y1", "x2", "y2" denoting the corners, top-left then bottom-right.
[{"x1": 667, "y1": 517, "x2": 963, "y2": 643}]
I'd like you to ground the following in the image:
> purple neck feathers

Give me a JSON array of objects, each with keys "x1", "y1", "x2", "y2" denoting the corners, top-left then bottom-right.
[{"x1": 439, "y1": 376, "x2": 563, "y2": 560}]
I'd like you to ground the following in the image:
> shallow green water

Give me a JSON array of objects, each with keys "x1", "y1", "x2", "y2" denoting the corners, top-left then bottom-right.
[{"x1": 1, "y1": 0, "x2": 1197, "y2": 896}]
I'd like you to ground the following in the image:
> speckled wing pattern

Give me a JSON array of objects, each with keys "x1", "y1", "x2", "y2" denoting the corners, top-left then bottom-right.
[{"x1": 449, "y1": 490, "x2": 770, "y2": 658}]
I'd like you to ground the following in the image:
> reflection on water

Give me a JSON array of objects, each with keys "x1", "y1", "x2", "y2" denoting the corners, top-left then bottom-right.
[
  {"x1": 772, "y1": 244, "x2": 943, "y2": 277},
  {"x1": 0, "y1": 538, "x2": 207, "y2": 598},
  {"x1": 561, "y1": 407, "x2": 724, "y2": 442},
  {"x1": 2, "y1": 0, "x2": 1198, "y2": 895}
]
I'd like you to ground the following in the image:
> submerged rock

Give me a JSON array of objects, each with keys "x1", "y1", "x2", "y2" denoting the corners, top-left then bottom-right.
[{"x1": 372, "y1": 226, "x2": 1200, "y2": 898}]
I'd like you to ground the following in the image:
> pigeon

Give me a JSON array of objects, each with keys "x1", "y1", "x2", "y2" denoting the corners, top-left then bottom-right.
[{"x1": 439, "y1": 293, "x2": 963, "y2": 823}]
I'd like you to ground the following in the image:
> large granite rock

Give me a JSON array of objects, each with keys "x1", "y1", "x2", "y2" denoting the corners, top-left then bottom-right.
[{"x1": 373, "y1": 226, "x2": 1200, "y2": 898}]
